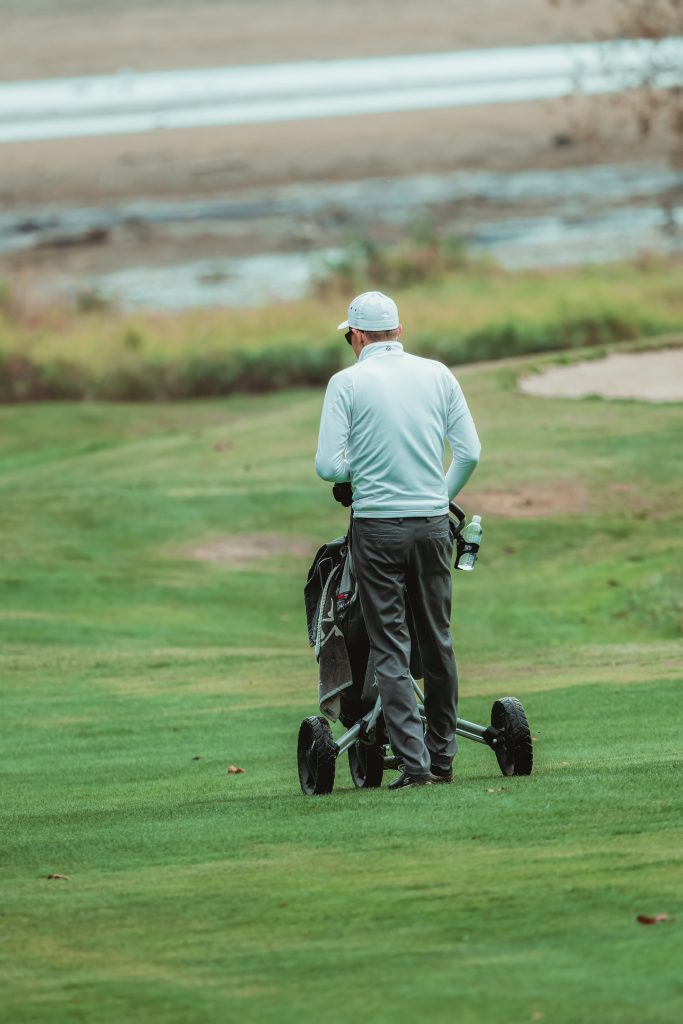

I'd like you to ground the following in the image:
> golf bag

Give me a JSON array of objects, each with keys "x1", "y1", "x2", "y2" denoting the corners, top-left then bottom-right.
[{"x1": 304, "y1": 524, "x2": 424, "y2": 726}]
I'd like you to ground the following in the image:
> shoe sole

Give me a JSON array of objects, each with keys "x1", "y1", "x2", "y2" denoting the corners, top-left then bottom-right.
[{"x1": 389, "y1": 778, "x2": 434, "y2": 790}]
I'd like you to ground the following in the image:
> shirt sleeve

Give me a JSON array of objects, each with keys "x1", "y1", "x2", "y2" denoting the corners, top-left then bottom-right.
[
  {"x1": 444, "y1": 373, "x2": 481, "y2": 499},
  {"x1": 315, "y1": 372, "x2": 353, "y2": 482}
]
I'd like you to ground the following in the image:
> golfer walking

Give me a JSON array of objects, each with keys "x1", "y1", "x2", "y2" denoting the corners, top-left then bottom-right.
[{"x1": 315, "y1": 291, "x2": 481, "y2": 789}]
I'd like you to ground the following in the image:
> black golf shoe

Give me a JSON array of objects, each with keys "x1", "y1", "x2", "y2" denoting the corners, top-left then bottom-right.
[
  {"x1": 389, "y1": 770, "x2": 443, "y2": 790},
  {"x1": 429, "y1": 765, "x2": 453, "y2": 783}
]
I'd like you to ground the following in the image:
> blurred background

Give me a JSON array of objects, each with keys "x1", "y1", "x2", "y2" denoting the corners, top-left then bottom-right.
[
  {"x1": 3, "y1": 9, "x2": 682, "y2": 1019},
  {"x1": 0, "y1": 0, "x2": 682, "y2": 395}
]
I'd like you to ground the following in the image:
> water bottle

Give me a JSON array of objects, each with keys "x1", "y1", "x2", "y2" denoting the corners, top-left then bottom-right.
[{"x1": 457, "y1": 515, "x2": 482, "y2": 572}]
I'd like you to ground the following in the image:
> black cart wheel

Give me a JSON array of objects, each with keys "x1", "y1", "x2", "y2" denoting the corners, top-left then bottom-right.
[
  {"x1": 491, "y1": 697, "x2": 533, "y2": 776},
  {"x1": 348, "y1": 741, "x2": 384, "y2": 789},
  {"x1": 297, "y1": 716, "x2": 337, "y2": 795}
]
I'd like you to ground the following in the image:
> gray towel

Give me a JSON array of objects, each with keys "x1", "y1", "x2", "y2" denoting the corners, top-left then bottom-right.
[{"x1": 315, "y1": 562, "x2": 354, "y2": 722}]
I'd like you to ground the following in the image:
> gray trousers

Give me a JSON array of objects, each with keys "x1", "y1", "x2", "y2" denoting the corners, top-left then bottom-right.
[{"x1": 351, "y1": 515, "x2": 458, "y2": 776}]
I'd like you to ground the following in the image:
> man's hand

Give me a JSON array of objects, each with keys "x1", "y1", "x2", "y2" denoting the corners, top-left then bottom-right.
[{"x1": 333, "y1": 483, "x2": 353, "y2": 507}]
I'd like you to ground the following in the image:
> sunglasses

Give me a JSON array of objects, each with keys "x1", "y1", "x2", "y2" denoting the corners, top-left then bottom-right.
[{"x1": 345, "y1": 328, "x2": 366, "y2": 346}]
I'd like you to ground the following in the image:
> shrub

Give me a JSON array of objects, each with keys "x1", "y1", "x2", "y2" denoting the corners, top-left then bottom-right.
[
  {"x1": 0, "y1": 351, "x2": 88, "y2": 401},
  {"x1": 166, "y1": 354, "x2": 240, "y2": 399},
  {"x1": 76, "y1": 289, "x2": 112, "y2": 314},
  {"x1": 314, "y1": 227, "x2": 477, "y2": 297},
  {"x1": 415, "y1": 311, "x2": 668, "y2": 366}
]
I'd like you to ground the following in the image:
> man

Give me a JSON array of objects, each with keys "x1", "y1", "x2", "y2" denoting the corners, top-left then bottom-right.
[{"x1": 315, "y1": 290, "x2": 481, "y2": 789}]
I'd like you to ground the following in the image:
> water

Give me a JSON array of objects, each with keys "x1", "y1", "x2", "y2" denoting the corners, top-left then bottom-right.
[
  {"x1": 3, "y1": 40, "x2": 682, "y2": 309},
  {"x1": 68, "y1": 201, "x2": 681, "y2": 311},
  {"x1": 9, "y1": 161, "x2": 679, "y2": 310},
  {"x1": 4, "y1": 159, "x2": 681, "y2": 310},
  {"x1": 65, "y1": 251, "x2": 340, "y2": 311},
  {"x1": 1, "y1": 38, "x2": 682, "y2": 143},
  {"x1": 2, "y1": 163, "x2": 681, "y2": 254},
  {"x1": 472, "y1": 203, "x2": 683, "y2": 269}
]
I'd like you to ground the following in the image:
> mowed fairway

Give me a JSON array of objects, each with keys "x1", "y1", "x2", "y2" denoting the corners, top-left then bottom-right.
[{"x1": 1, "y1": 354, "x2": 682, "y2": 1024}]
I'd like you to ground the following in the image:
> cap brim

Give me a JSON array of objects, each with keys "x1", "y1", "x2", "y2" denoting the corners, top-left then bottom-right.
[{"x1": 337, "y1": 320, "x2": 349, "y2": 330}]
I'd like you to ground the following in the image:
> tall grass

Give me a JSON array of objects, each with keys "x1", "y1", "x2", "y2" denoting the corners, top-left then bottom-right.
[{"x1": 1, "y1": 256, "x2": 682, "y2": 401}]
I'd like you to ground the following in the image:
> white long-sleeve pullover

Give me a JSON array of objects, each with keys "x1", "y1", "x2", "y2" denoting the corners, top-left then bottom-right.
[{"x1": 315, "y1": 342, "x2": 481, "y2": 517}]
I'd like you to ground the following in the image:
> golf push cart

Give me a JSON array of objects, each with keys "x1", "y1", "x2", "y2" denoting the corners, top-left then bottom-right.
[{"x1": 298, "y1": 492, "x2": 533, "y2": 795}]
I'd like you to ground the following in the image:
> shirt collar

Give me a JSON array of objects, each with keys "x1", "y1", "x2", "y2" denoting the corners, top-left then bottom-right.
[{"x1": 358, "y1": 342, "x2": 404, "y2": 363}]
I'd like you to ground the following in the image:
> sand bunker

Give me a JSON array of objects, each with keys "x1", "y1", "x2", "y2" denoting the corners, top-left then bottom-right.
[
  {"x1": 468, "y1": 480, "x2": 586, "y2": 518},
  {"x1": 519, "y1": 348, "x2": 683, "y2": 402},
  {"x1": 187, "y1": 533, "x2": 313, "y2": 567}
]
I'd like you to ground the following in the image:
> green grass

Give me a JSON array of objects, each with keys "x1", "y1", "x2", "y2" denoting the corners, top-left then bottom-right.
[
  {"x1": 1, "y1": 257, "x2": 682, "y2": 399},
  {"x1": 1, "y1": 348, "x2": 682, "y2": 1023}
]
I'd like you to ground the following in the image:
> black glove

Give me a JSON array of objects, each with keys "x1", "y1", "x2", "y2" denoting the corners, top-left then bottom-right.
[{"x1": 332, "y1": 482, "x2": 353, "y2": 507}]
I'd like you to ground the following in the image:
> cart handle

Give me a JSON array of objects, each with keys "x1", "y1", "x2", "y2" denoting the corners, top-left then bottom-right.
[{"x1": 449, "y1": 501, "x2": 466, "y2": 534}]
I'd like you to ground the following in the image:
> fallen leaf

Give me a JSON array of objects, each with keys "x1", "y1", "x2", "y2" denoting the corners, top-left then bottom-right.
[
  {"x1": 636, "y1": 913, "x2": 670, "y2": 925},
  {"x1": 47, "y1": 874, "x2": 69, "y2": 881},
  {"x1": 531, "y1": 736, "x2": 538, "y2": 742},
  {"x1": 532, "y1": 1013, "x2": 545, "y2": 1021},
  {"x1": 227, "y1": 765, "x2": 245, "y2": 774},
  {"x1": 485, "y1": 787, "x2": 495, "y2": 793}
]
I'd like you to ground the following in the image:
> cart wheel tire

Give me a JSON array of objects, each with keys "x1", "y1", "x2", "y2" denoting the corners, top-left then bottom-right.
[
  {"x1": 491, "y1": 697, "x2": 533, "y2": 777},
  {"x1": 297, "y1": 716, "x2": 337, "y2": 795},
  {"x1": 348, "y1": 741, "x2": 384, "y2": 789}
]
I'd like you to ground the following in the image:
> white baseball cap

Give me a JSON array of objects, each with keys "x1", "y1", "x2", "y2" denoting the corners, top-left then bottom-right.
[{"x1": 337, "y1": 291, "x2": 400, "y2": 332}]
